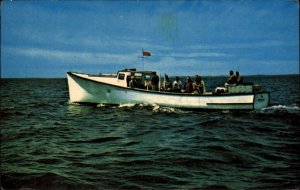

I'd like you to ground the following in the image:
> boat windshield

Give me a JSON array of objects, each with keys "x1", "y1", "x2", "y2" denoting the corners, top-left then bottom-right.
[
  {"x1": 134, "y1": 73, "x2": 143, "y2": 77},
  {"x1": 145, "y1": 74, "x2": 151, "y2": 80},
  {"x1": 118, "y1": 73, "x2": 125, "y2": 80}
]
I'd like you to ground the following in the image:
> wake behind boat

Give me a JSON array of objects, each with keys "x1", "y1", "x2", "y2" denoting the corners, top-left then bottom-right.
[{"x1": 67, "y1": 68, "x2": 270, "y2": 110}]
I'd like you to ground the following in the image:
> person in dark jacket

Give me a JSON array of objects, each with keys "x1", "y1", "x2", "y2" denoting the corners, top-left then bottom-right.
[
  {"x1": 227, "y1": 70, "x2": 237, "y2": 84},
  {"x1": 184, "y1": 76, "x2": 193, "y2": 93},
  {"x1": 236, "y1": 71, "x2": 244, "y2": 85},
  {"x1": 129, "y1": 76, "x2": 137, "y2": 88},
  {"x1": 151, "y1": 72, "x2": 159, "y2": 91}
]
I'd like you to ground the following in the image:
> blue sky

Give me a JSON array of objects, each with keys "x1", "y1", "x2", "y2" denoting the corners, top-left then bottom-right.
[{"x1": 1, "y1": 0, "x2": 299, "y2": 78}]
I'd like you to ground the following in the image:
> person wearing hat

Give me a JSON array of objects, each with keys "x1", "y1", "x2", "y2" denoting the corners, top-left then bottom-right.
[{"x1": 129, "y1": 76, "x2": 137, "y2": 88}]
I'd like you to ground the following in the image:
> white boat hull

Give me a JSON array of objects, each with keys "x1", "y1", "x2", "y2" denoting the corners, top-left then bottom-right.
[{"x1": 67, "y1": 72, "x2": 270, "y2": 110}]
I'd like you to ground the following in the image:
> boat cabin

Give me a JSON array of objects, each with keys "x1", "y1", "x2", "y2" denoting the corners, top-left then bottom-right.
[{"x1": 117, "y1": 68, "x2": 157, "y2": 89}]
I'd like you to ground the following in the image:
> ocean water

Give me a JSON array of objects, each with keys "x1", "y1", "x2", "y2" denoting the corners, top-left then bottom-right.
[{"x1": 1, "y1": 75, "x2": 299, "y2": 190}]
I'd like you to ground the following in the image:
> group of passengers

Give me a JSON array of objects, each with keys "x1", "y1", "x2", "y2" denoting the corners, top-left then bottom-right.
[
  {"x1": 227, "y1": 70, "x2": 244, "y2": 85},
  {"x1": 129, "y1": 72, "x2": 159, "y2": 90},
  {"x1": 167, "y1": 75, "x2": 206, "y2": 94},
  {"x1": 129, "y1": 72, "x2": 206, "y2": 94},
  {"x1": 129, "y1": 70, "x2": 243, "y2": 93}
]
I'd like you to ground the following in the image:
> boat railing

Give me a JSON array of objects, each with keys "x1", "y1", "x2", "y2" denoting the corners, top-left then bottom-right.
[
  {"x1": 88, "y1": 74, "x2": 117, "y2": 78},
  {"x1": 214, "y1": 83, "x2": 262, "y2": 94}
]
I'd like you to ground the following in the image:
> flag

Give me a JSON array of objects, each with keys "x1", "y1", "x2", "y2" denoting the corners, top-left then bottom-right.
[{"x1": 143, "y1": 51, "x2": 151, "y2": 56}]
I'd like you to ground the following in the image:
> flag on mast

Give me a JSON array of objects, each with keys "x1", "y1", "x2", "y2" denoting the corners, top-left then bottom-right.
[{"x1": 142, "y1": 50, "x2": 151, "y2": 57}]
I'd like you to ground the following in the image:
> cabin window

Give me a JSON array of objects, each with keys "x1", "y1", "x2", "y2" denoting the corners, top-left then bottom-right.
[
  {"x1": 145, "y1": 74, "x2": 151, "y2": 80},
  {"x1": 118, "y1": 73, "x2": 125, "y2": 80},
  {"x1": 135, "y1": 73, "x2": 143, "y2": 77}
]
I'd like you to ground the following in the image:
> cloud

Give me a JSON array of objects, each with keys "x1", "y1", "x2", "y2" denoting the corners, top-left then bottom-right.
[
  {"x1": 158, "y1": 52, "x2": 232, "y2": 58},
  {"x1": 142, "y1": 56, "x2": 228, "y2": 76},
  {"x1": 5, "y1": 47, "x2": 137, "y2": 65},
  {"x1": 189, "y1": 40, "x2": 297, "y2": 50},
  {"x1": 2, "y1": 1, "x2": 298, "y2": 77}
]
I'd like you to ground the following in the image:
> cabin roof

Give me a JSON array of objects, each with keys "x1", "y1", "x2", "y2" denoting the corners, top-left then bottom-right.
[{"x1": 118, "y1": 68, "x2": 156, "y2": 74}]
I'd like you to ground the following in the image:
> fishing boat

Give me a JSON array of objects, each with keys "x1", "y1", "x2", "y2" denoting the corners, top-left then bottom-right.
[{"x1": 67, "y1": 68, "x2": 270, "y2": 110}]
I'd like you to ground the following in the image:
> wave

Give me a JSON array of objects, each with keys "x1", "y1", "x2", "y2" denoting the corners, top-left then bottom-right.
[
  {"x1": 257, "y1": 104, "x2": 300, "y2": 114},
  {"x1": 111, "y1": 103, "x2": 191, "y2": 114},
  {"x1": 152, "y1": 104, "x2": 186, "y2": 113},
  {"x1": 117, "y1": 103, "x2": 137, "y2": 108},
  {"x1": 68, "y1": 102, "x2": 189, "y2": 114},
  {"x1": 67, "y1": 101, "x2": 81, "y2": 106},
  {"x1": 69, "y1": 101, "x2": 299, "y2": 115},
  {"x1": 1, "y1": 172, "x2": 93, "y2": 190},
  {"x1": 96, "y1": 103, "x2": 110, "y2": 107},
  {"x1": 68, "y1": 136, "x2": 122, "y2": 144}
]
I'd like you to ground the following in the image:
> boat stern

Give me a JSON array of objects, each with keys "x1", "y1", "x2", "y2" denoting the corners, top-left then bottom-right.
[{"x1": 253, "y1": 92, "x2": 270, "y2": 110}]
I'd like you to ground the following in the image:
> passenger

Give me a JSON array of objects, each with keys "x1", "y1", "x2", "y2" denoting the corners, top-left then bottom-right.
[
  {"x1": 164, "y1": 73, "x2": 170, "y2": 83},
  {"x1": 172, "y1": 76, "x2": 182, "y2": 92},
  {"x1": 227, "y1": 70, "x2": 237, "y2": 84},
  {"x1": 193, "y1": 75, "x2": 206, "y2": 94},
  {"x1": 236, "y1": 71, "x2": 244, "y2": 85},
  {"x1": 151, "y1": 72, "x2": 159, "y2": 91},
  {"x1": 129, "y1": 76, "x2": 137, "y2": 88},
  {"x1": 184, "y1": 76, "x2": 193, "y2": 93},
  {"x1": 163, "y1": 74, "x2": 172, "y2": 91}
]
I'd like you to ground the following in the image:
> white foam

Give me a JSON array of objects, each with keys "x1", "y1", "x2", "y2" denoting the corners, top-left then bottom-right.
[
  {"x1": 117, "y1": 103, "x2": 136, "y2": 108},
  {"x1": 96, "y1": 103, "x2": 107, "y2": 107},
  {"x1": 151, "y1": 104, "x2": 190, "y2": 114},
  {"x1": 67, "y1": 101, "x2": 81, "y2": 106},
  {"x1": 259, "y1": 104, "x2": 300, "y2": 114}
]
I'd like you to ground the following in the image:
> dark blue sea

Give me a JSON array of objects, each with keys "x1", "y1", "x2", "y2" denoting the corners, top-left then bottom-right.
[{"x1": 1, "y1": 75, "x2": 299, "y2": 190}]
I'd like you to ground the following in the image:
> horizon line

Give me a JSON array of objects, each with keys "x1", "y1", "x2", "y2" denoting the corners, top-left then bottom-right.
[{"x1": 1, "y1": 73, "x2": 299, "y2": 79}]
